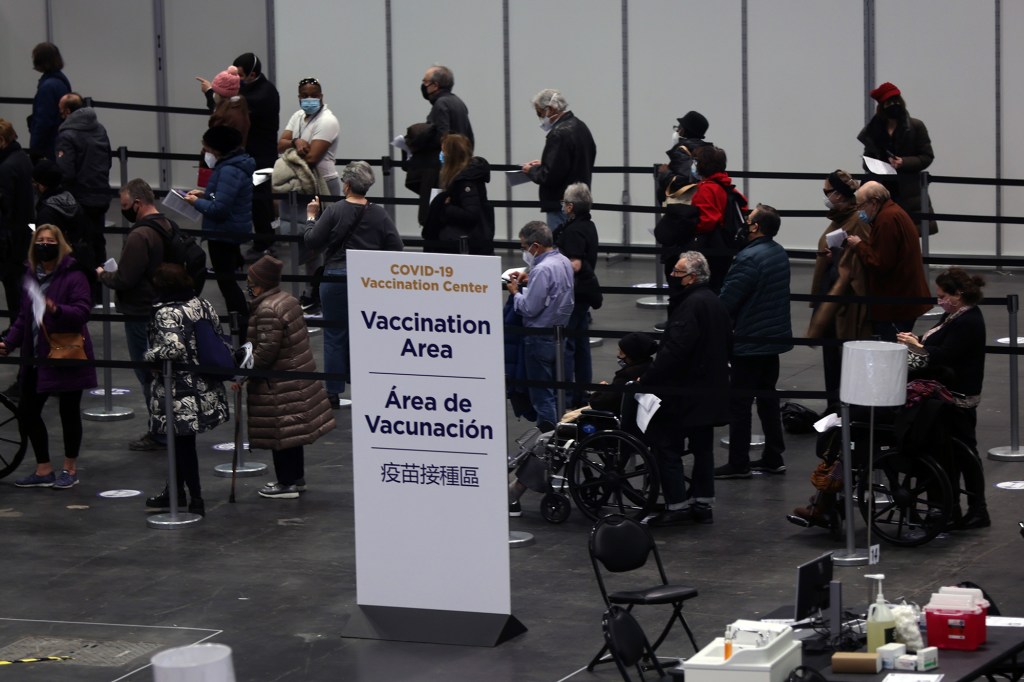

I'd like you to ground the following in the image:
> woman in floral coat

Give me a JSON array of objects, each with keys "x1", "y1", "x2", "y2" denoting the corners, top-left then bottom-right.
[{"x1": 144, "y1": 263, "x2": 229, "y2": 517}]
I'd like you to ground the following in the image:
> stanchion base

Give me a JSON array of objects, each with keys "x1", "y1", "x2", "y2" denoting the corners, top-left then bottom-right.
[
  {"x1": 82, "y1": 406, "x2": 134, "y2": 422},
  {"x1": 337, "y1": 398, "x2": 352, "y2": 408},
  {"x1": 636, "y1": 296, "x2": 668, "y2": 308},
  {"x1": 213, "y1": 462, "x2": 267, "y2": 477},
  {"x1": 147, "y1": 511, "x2": 203, "y2": 529},
  {"x1": 89, "y1": 387, "x2": 132, "y2": 397},
  {"x1": 509, "y1": 531, "x2": 534, "y2": 548},
  {"x1": 988, "y1": 446, "x2": 1024, "y2": 462},
  {"x1": 832, "y1": 549, "x2": 870, "y2": 567},
  {"x1": 589, "y1": 337, "x2": 603, "y2": 348},
  {"x1": 996, "y1": 337, "x2": 1024, "y2": 345},
  {"x1": 719, "y1": 435, "x2": 765, "y2": 450}
]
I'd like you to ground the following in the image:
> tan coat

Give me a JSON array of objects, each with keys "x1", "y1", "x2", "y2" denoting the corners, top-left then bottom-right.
[
  {"x1": 807, "y1": 210, "x2": 873, "y2": 340},
  {"x1": 245, "y1": 288, "x2": 335, "y2": 450}
]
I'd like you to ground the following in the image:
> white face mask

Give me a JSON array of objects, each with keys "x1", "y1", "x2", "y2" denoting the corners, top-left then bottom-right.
[
  {"x1": 672, "y1": 131, "x2": 680, "y2": 146},
  {"x1": 539, "y1": 116, "x2": 554, "y2": 133},
  {"x1": 823, "y1": 197, "x2": 835, "y2": 210},
  {"x1": 204, "y1": 151, "x2": 218, "y2": 169},
  {"x1": 522, "y1": 248, "x2": 535, "y2": 267}
]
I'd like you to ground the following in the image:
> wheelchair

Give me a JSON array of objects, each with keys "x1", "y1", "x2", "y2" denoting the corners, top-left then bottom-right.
[
  {"x1": 0, "y1": 393, "x2": 27, "y2": 480},
  {"x1": 789, "y1": 406, "x2": 984, "y2": 547},
  {"x1": 508, "y1": 408, "x2": 660, "y2": 524}
]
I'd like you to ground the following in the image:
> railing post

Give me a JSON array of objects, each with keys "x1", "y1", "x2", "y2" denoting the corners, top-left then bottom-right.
[
  {"x1": 147, "y1": 359, "x2": 202, "y2": 528},
  {"x1": 554, "y1": 325, "x2": 566, "y2": 421},
  {"x1": 833, "y1": 402, "x2": 869, "y2": 566},
  {"x1": 989, "y1": 294, "x2": 1024, "y2": 460},
  {"x1": 213, "y1": 312, "x2": 266, "y2": 478}
]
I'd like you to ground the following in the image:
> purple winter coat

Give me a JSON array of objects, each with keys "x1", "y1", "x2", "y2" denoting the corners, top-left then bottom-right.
[{"x1": 5, "y1": 255, "x2": 97, "y2": 393}]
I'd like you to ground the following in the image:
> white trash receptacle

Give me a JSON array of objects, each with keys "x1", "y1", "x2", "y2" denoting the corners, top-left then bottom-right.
[{"x1": 151, "y1": 643, "x2": 235, "y2": 682}]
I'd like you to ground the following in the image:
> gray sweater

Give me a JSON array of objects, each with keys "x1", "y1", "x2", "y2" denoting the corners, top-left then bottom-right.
[{"x1": 303, "y1": 200, "x2": 403, "y2": 269}]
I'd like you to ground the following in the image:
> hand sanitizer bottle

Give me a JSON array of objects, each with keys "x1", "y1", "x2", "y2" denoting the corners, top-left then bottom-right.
[{"x1": 866, "y1": 574, "x2": 896, "y2": 653}]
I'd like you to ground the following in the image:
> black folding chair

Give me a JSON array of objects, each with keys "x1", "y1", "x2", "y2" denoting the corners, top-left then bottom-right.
[
  {"x1": 587, "y1": 514, "x2": 700, "y2": 671},
  {"x1": 603, "y1": 605, "x2": 667, "y2": 681}
]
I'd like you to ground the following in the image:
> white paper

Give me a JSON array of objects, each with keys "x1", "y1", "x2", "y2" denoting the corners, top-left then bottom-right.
[
  {"x1": 161, "y1": 188, "x2": 202, "y2": 222},
  {"x1": 102, "y1": 257, "x2": 118, "y2": 273},
  {"x1": 634, "y1": 393, "x2": 661, "y2": 433},
  {"x1": 390, "y1": 134, "x2": 411, "y2": 155},
  {"x1": 864, "y1": 155, "x2": 897, "y2": 175},
  {"x1": 825, "y1": 228, "x2": 846, "y2": 249},
  {"x1": 987, "y1": 616, "x2": 1024, "y2": 627},
  {"x1": 501, "y1": 267, "x2": 526, "y2": 282},
  {"x1": 25, "y1": 277, "x2": 45, "y2": 325},
  {"x1": 506, "y1": 170, "x2": 532, "y2": 187},
  {"x1": 28, "y1": 223, "x2": 36, "y2": 233},
  {"x1": 252, "y1": 168, "x2": 273, "y2": 186},
  {"x1": 881, "y1": 674, "x2": 943, "y2": 682},
  {"x1": 814, "y1": 412, "x2": 842, "y2": 433},
  {"x1": 429, "y1": 187, "x2": 442, "y2": 204}
]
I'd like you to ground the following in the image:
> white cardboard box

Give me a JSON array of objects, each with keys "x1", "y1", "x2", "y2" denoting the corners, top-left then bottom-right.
[{"x1": 685, "y1": 629, "x2": 802, "y2": 682}]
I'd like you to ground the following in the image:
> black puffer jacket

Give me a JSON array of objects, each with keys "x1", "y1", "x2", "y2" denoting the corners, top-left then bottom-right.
[
  {"x1": 0, "y1": 141, "x2": 34, "y2": 268},
  {"x1": 55, "y1": 108, "x2": 112, "y2": 209},
  {"x1": 423, "y1": 157, "x2": 494, "y2": 255},
  {"x1": 527, "y1": 111, "x2": 597, "y2": 211},
  {"x1": 36, "y1": 189, "x2": 92, "y2": 246}
]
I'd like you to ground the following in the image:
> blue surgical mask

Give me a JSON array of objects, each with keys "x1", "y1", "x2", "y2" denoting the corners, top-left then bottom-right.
[
  {"x1": 691, "y1": 160, "x2": 701, "y2": 180},
  {"x1": 438, "y1": 151, "x2": 445, "y2": 165},
  {"x1": 300, "y1": 98, "x2": 321, "y2": 116},
  {"x1": 858, "y1": 210, "x2": 871, "y2": 223}
]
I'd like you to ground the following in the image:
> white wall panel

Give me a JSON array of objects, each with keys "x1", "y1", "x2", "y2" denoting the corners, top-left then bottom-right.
[
  {"x1": 0, "y1": 1, "x2": 47, "y2": 141},
  {"x1": 998, "y1": 0, "x2": 1024, "y2": 256}
]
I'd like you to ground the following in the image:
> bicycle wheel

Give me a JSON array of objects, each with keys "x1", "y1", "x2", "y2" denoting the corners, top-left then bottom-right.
[
  {"x1": 0, "y1": 393, "x2": 26, "y2": 479},
  {"x1": 858, "y1": 450, "x2": 952, "y2": 547},
  {"x1": 566, "y1": 430, "x2": 660, "y2": 521}
]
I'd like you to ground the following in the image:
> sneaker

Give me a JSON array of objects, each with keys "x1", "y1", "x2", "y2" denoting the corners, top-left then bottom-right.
[
  {"x1": 52, "y1": 470, "x2": 79, "y2": 489},
  {"x1": 15, "y1": 471, "x2": 56, "y2": 488},
  {"x1": 509, "y1": 499, "x2": 522, "y2": 517},
  {"x1": 129, "y1": 433, "x2": 164, "y2": 452},
  {"x1": 299, "y1": 294, "x2": 318, "y2": 311},
  {"x1": 690, "y1": 502, "x2": 714, "y2": 525},
  {"x1": 258, "y1": 482, "x2": 300, "y2": 499},
  {"x1": 653, "y1": 321, "x2": 667, "y2": 332},
  {"x1": 750, "y1": 459, "x2": 787, "y2": 474},
  {"x1": 714, "y1": 464, "x2": 752, "y2": 479},
  {"x1": 293, "y1": 478, "x2": 307, "y2": 492}
]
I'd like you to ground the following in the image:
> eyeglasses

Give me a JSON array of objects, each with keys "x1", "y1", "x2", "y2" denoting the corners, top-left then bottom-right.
[
  {"x1": 671, "y1": 268, "x2": 691, "y2": 276},
  {"x1": 298, "y1": 77, "x2": 320, "y2": 87},
  {"x1": 823, "y1": 188, "x2": 837, "y2": 197}
]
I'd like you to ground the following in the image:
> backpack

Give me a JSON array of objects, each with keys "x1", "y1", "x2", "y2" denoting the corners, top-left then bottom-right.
[
  {"x1": 782, "y1": 401, "x2": 820, "y2": 434},
  {"x1": 136, "y1": 216, "x2": 208, "y2": 294},
  {"x1": 191, "y1": 299, "x2": 234, "y2": 380},
  {"x1": 714, "y1": 180, "x2": 749, "y2": 251}
]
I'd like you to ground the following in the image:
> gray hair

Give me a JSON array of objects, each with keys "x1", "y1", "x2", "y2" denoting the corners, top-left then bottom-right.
[
  {"x1": 426, "y1": 65, "x2": 454, "y2": 89},
  {"x1": 341, "y1": 161, "x2": 375, "y2": 195},
  {"x1": 855, "y1": 180, "x2": 890, "y2": 204},
  {"x1": 677, "y1": 251, "x2": 710, "y2": 283},
  {"x1": 532, "y1": 88, "x2": 568, "y2": 113},
  {"x1": 563, "y1": 182, "x2": 592, "y2": 213},
  {"x1": 519, "y1": 221, "x2": 553, "y2": 247}
]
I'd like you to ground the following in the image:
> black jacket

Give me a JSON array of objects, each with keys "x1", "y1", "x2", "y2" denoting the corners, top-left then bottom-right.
[
  {"x1": 553, "y1": 212, "x2": 601, "y2": 309},
  {"x1": 653, "y1": 203, "x2": 699, "y2": 265},
  {"x1": 36, "y1": 189, "x2": 91, "y2": 245},
  {"x1": 914, "y1": 306, "x2": 986, "y2": 397},
  {"x1": 423, "y1": 156, "x2": 494, "y2": 255},
  {"x1": 238, "y1": 75, "x2": 281, "y2": 167},
  {"x1": 640, "y1": 282, "x2": 732, "y2": 427},
  {"x1": 55, "y1": 107, "x2": 113, "y2": 209},
  {"x1": 427, "y1": 89, "x2": 474, "y2": 146},
  {"x1": 527, "y1": 111, "x2": 597, "y2": 211},
  {"x1": 589, "y1": 359, "x2": 651, "y2": 414},
  {"x1": 0, "y1": 141, "x2": 35, "y2": 267}
]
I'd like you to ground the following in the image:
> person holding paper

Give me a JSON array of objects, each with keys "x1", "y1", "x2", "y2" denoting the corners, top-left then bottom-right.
[
  {"x1": 0, "y1": 224, "x2": 95, "y2": 489},
  {"x1": 807, "y1": 170, "x2": 872, "y2": 405},
  {"x1": 522, "y1": 89, "x2": 596, "y2": 230},
  {"x1": 422, "y1": 133, "x2": 493, "y2": 255},
  {"x1": 857, "y1": 82, "x2": 937, "y2": 236},
  {"x1": 640, "y1": 251, "x2": 731, "y2": 526},
  {"x1": 588, "y1": 333, "x2": 658, "y2": 415}
]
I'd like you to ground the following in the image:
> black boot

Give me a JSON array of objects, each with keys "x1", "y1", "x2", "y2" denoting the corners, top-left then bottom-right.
[
  {"x1": 188, "y1": 497, "x2": 206, "y2": 517},
  {"x1": 955, "y1": 507, "x2": 991, "y2": 530},
  {"x1": 146, "y1": 486, "x2": 187, "y2": 512}
]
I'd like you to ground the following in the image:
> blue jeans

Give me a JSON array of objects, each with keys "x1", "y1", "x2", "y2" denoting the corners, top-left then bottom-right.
[
  {"x1": 320, "y1": 268, "x2": 349, "y2": 394},
  {"x1": 564, "y1": 305, "x2": 592, "y2": 407},
  {"x1": 545, "y1": 211, "x2": 566, "y2": 230},
  {"x1": 523, "y1": 334, "x2": 561, "y2": 429},
  {"x1": 124, "y1": 319, "x2": 164, "y2": 441}
]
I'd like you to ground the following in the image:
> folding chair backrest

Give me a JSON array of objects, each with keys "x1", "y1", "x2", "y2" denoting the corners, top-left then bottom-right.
[{"x1": 590, "y1": 515, "x2": 654, "y2": 573}]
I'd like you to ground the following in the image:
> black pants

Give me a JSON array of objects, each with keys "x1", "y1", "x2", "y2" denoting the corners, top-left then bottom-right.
[
  {"x1": 83, "y1": 205, "x2": 108, "y2": 303},
  {"x1": 205, "y1": 240, "x2": 249, "y2": 341},
  {"x1": 171, "y1": 433, "x2": 201, "y2": 499},
  {"x1": 19, "y1": 367, "x2": 83, "y2": 465},
  {"x1": 251, "y1": 182, "x2": 275, "y2": 251},
  {"x1": 727, "y1": 355, "x2": 786, "y2": 468},
  {"x1": 272, "y1": 445, "x2": 305, "y2": 486}
]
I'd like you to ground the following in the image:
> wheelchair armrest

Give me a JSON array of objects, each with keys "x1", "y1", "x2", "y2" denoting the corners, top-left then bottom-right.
[{"x1": 580, "y1": 409, "x2": 617, "y2": 419}]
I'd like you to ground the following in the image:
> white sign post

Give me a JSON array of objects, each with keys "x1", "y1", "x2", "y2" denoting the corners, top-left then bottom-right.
[{"x1": 341, "y1": 250, "x2": 525, "y2": 646}]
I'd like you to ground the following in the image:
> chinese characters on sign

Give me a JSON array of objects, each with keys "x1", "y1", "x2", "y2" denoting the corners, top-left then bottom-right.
[{"x1": 380, "y1": 463, "x2": 480, "y2": 487}]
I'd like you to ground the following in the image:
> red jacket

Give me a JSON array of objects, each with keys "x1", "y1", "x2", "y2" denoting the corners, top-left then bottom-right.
[{"x1": 692, "y1": 172, "x2": 740, "y2": 233}]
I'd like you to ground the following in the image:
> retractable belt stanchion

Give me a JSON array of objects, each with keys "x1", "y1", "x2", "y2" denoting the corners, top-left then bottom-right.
[
  {"x1": 148, "y1": 360, "x2": 202, "y2": 528},
  {"x1": 919, "y1": 172, "x2": 943, "y2": 319},
  {"x1": 989, "y1": 294, "x2": 1024, "y2": 461},
  {"x1": 833, "y1": 402, "x2": 869, "y2": 566},
  {"x1": 635, "y1": 253, "x2": 668, "y2": 309},
  {"x1": 288, "y1": 190, "x2": 300, "y2": 299},
  {"x1": 214, "y1": 312, "x2": 266, "y2": 478},
  {"x1": 82, "y1": 286, "x2": 133, "y2": 421},
  {"x1": 554, "y1": 325, "x2": 566, "y2": 421}
]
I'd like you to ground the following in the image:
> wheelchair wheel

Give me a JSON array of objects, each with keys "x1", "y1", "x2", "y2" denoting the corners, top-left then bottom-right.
[
  {"x1": 565, "y1": 430, "x2": 660, "y2": 521},
  {"x1": 0, "y1": 393, "x2": 26, "y2": 480},
  {"x1": 858, "y1": 451, "x2": 952, "y2": 547},
  {"x1": 540, "y1": 492, "x2": 571, "y2": 524}
]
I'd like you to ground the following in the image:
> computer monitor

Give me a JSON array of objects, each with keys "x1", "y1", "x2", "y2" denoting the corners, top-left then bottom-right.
[{"x1": 794, "y1": 552, "x2": 834, "y2": 622}]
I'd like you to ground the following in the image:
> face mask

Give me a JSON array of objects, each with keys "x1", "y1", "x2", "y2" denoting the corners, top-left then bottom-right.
[
  {"x1": 858, "y1": 209, "x2": 871, "y2": 223},
  {"x1": 938, "y1": 297, "x2": 959, "y2": 313},
  {"x1": 204, "y1": 151, "x2": 218, "y2": 169},
  {"x1": 691, "y1": 160, "x2": 701, "y2": 180},
  {"x1": 671, "y1": 131, "x2": 680, "y2": 146},
  {"x1": 121, "y1": 205, "x2": 138, "y2": 223},
  {"x1": 34, "y1": 242, "x2": 59, "y2": 262},
  {"x1": 300, "y1": 97, "x2": 321, "y2": 116},
  {"x1": 438, "y1": 151, "x2": 445, "y2": 165},
  {"x1": 883, "y1": 105, "x2": 903, "y2": 120},
  {"x1": 522, "y1": 249, "x2": 535, "y2": 267},
  {"x1": 420, "y1": 83, "x2": 431, "y2": 100},
  {"x1": 824, "y1": 198, "x2": 835, "y2": 210},
  {"x1": 539, "y1": 117, "x2": 554, "y2": 133},
  {"x1": 617, "y1": 358, "x2": 628, "y2": 369}
]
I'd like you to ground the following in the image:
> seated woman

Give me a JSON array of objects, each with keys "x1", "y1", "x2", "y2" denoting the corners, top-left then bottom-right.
[
  {"x1": 588, "y1": 333, "x2": 659, "y2": 414},
  {"x1": 897, "y1": 267, "x2": 989, "y2": 529}
]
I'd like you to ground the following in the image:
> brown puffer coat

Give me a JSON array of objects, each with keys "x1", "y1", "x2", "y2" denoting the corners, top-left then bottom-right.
[{"x1": 245, "y1": 288, "x2": 335, "y2": 450}]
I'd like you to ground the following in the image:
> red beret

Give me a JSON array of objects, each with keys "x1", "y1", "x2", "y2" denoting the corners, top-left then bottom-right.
[{"x1": 869, "y1": 82, "x2": 901, "y2": 103}]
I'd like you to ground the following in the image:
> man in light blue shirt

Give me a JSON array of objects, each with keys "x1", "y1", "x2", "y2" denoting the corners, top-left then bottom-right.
[{"x1": 506, "y1": 221, "x2": 574, "y2": 428}]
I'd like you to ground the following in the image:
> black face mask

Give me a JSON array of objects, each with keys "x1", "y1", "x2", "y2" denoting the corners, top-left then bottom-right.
[
  {"x1": 34, "y1": 243, "x2": 59, "y2": 262},
  {"x1": 883, "y1": 105, "x2": 903, "y2": 120},
  {"x1": 121, "y1": 206, "x2": 138, "y2": 223},
  {"x1": 420, "y1": 83, "x2": 431, "y2": 100}
]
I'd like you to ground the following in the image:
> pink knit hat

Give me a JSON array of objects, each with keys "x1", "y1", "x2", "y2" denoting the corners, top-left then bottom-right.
[{"x1": 211, "y1": 66, "x2": 241, "y2": 97}]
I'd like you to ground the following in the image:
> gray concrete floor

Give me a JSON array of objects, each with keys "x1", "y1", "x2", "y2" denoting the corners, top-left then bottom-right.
[{"x1": 0, "y1": 249, "x2": 1021, "y2": 681}]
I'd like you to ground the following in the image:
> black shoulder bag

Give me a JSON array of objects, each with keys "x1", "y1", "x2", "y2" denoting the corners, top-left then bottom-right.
[{"x1": 311, "y1": 203, "x2": 369, "y2": 294}]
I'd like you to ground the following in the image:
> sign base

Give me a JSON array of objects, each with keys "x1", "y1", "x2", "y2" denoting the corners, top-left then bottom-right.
[{"x1": 342, "y1": 605, "x2": 526, "y2": 647}]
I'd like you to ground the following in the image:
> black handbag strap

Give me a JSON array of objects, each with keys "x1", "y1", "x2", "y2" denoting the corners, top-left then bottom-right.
[{"x1": 323, "y1": 202, "x2": 369, "y2": 263}]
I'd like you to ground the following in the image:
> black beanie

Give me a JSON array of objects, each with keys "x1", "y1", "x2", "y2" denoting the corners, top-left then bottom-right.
[
  {"x1": 32, "y1": 159, "x2": 63, "y2": 188},
  {"x1": 203, "y1": 125, "x2": 243, "y2": 155},
  {"x1": 619, "y1": 333, "x2": 659, "y2": 362}
]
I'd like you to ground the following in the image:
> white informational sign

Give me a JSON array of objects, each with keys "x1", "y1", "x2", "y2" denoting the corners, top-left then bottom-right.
[{"x1": 348, "y1": 250, "x2": 510, "y2": 615}]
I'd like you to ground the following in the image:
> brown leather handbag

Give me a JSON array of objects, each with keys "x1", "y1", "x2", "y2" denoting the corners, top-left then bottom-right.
[{"x1": 43, "y1": 326, "x2": 87, "y2": 361}]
